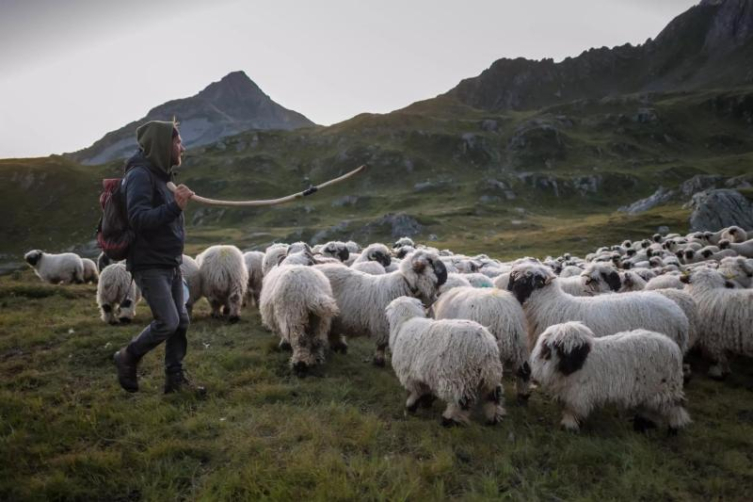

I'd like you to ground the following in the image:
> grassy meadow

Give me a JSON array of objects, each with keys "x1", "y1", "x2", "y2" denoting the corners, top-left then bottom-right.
[{"x1": 1, "y1": 265, "x2": 752, "y2": 501}]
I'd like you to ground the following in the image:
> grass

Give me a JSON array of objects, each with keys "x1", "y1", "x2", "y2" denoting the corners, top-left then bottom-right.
[{"x1": 1, "y1": 269, "x2": 752, "y2": 501}]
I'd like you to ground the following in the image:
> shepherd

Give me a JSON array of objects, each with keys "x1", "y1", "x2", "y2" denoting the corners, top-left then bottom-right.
[{"x1": 113, "y1": 119, "x2": 204, "y2": 395}]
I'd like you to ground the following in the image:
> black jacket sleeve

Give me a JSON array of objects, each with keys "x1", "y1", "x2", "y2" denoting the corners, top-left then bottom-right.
[{"x1": 125, "y1": 167, "x2": 182, "y2": 232}]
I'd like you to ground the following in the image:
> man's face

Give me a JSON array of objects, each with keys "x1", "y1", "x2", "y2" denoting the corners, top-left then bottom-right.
[{"x1": 171, "y1": 134, "x2": 186, "y2": 167}]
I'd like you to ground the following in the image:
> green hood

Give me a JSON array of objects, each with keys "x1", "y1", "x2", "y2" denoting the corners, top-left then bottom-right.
[{"x1": 136, "y1": 120, "x2": 175, "y2": 173}]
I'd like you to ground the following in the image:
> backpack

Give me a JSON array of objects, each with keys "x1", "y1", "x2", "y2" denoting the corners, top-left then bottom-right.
[{"x1": 95, "y1": 165, "x2": 153, "y2": 261}]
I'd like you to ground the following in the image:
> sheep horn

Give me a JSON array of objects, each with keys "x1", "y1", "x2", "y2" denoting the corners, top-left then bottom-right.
[{"x1": 167, "y1": 164, "x2": 367, "y2": 207}]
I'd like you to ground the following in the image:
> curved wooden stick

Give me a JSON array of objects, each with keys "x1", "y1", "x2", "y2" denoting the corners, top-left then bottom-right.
[{"x1": 167, "y1": 164, "x2": 367, "y2": 207}]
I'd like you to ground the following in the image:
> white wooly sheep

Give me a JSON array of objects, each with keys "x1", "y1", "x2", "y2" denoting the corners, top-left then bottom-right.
[
  {"x1": 352, "y1": 261, "x2": 386, "y2": 275},
  {"x1": 242, "y1": 251, "x2": 265, "y2": 306},
  {"x1": 393, "y1": 236, "x2": 415, "y2": 250},
  {"x1": 353, "y1": 243, "x2": 393, "y2": 269},
  {"x1": 394, "y1": 245, "x2": 416, "y2": 260},
  {"x1": 316, "y1": 250, "x2": 448, "y2": 366},
  {"x1": 82, "y1": 258, "x2": 99, "y2": 284},
  {"x1": 492, "y1": 272, "x2": 510, "y2": 290},
  {"x1": 719, "y1": 256, "x2": 753, "y2": 288},
  {"x1": 180, "y1": 254, "x2": 202, "y2": 315},
  {"x1": 345, "y1": 241, "x2": 361, "y2": 254},
  {"x1": 433, "y1": 286, "x2": 531, "y2": 401},
  {"x1": 619, "y1": 271, "x2": 647, "y2": 292},
  {"x1": 96, "y1": 263, "x2": 141, "y2": 324},
  {"x1": 463, "y1": 273, "x2": 494, "y2": 288},
  {"x1": 681, "y1": 268, "x2": 753, "y2": 378},
  {"x1": 719, "y1": 238, "x2": 753, "y2": 258},
  {"x1": 386, "y1": 296, "x2": 506, "y2": 426},
  {"x1": 260, "y1": 253, "x2": 339, "y2": 376},
  {"x1": 559, "y1": 265, "x2": 584, "y2": 278},
  {"x1": 530, "y1": 322, "x2": 691, "y2": 433},
  {"x1": 645, "y1": 274, "x2": 684, "y2": 291},
  {"x1": 722, "y1": 226, "x2": 748, "y2": 243},
  {"x1": 507, "y1": 262, "x2": 689, "y2": 354},
  {"x1": 262, "y1": 243, "x2": 289, "y2": 276},
  {"x1": 699, "y1": 247, "x2": 738, "y2": 261},
  {"x1": 318, "y1": 241, "x2": 351, "y2": 262},
  {"x1": 197, "y1": 245, "x2": 249, "y2": 322},
  {"x1": 24, "y1": 250, "x2": 84, "y2": 284},
  {"x1": 437, "y1": 273, "x2": 472, "y2": 296},
  {"x1": 559, "y1": 263, "x2": 622, "y2": 297}
]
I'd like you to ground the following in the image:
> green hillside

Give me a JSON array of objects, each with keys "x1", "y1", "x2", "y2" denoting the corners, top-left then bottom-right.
[{"x1": 2, "y1": 87, "x2": 753, "y2": 264}]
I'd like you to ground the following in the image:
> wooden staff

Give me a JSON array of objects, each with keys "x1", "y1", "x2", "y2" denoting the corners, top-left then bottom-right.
[{"x1": 166, "y1": 164, "x2": 367, "y2": 207}]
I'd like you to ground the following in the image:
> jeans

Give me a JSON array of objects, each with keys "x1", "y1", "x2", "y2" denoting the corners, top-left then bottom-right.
[{"x1": 127, "y1": 267, "x2": 189, "y2": 374}]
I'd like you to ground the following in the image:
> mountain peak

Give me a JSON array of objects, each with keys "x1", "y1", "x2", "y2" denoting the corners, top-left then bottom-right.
[{"x1": 198, "y1": 70, "x2": 264, "y2": 101}]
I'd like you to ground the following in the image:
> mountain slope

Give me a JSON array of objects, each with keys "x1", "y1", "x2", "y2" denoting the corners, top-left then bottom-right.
[
  {"x1": 445, "y1": 0, "x2": 753, "y2": 112},
  {"x1": 66, "y1": 71, "x2": 316, "y2": 165}
]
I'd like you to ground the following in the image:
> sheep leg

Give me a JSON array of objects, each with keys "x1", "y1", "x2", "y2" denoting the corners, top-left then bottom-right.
[
  {"x1": 118, "y1": 298, "x2": 135, "y2": 324},
  {"x1": 329, "y1": 332, "x2": 348, "y2": 354},
  {"x1": 482, "y1": 383, "x2": 507, "y2": 425},
  {"x1": 560, "y1": 406, "x2": 584, "y2": 432},
  {"x1": 373, "y1": 343, "x2": 388, "y2": 367},
  {"x1": 707, "y1": 351, "x2": 730, "y2": 380},
  {"x1": 405, "y1": 383, "x2": 432, "y2": 414},
  {"x1": 514, "y1": 361, "x2": 532, "y2": 404},
  {"x1": 210, "y1": 299, "x2": 223, "y2": 319},
  {"x1": 100, "y1": 304, "x2": 117, "y2": 325},
  {"x1": 227, "y1": 293, "x2": 242, "y2": 323},
  {"x1": 441, "y1": 401, "x2": 471, "y2": 427},
  {"x1": 306, "y1": 313, "x2": 327, "y2": 365}
]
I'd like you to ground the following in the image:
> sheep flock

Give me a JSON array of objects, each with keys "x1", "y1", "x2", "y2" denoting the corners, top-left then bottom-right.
[{"x1": 21, "y1": 225, "x2": 753, "y2": 433}]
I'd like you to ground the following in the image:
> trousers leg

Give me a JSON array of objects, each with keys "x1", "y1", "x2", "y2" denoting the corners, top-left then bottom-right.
[
  {"x1": 165, "y1": 269, "x2": 190, "y2": 374},
  {"x1": 127, "y1": 268, "x2": 180, "y2": 359}
]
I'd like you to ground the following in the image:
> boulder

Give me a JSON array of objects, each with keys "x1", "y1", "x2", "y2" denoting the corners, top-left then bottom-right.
[
  {"x1": 618, "y1": 187, "x2": 675, "y2": 214},
  {"x1": 688, "y1": 189, "x2": 753, "y2": 231}
]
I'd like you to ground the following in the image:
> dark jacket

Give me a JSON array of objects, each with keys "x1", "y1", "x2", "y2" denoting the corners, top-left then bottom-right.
[{"x1": 124, "y1": 151, "x2": 185, "y2": 272}]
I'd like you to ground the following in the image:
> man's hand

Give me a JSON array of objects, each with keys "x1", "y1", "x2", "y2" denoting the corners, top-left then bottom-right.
[{"x1": 174, "y1": 184, "x2": 195, "y2": 210}]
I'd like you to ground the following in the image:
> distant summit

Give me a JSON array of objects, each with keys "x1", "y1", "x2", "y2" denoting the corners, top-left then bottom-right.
[
  {"x1": 68, "y1": 71, "x2": 316, "y2": 165},
  {"x1": 445, "y1": 0, "x2": 753, "y2": 111}
]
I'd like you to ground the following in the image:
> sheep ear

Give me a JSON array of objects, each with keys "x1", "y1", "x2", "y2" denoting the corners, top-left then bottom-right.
[
  {"x1": 555, "y1": 341, "x2": 590, "y2": 376},
  {"x1": 412, "y1": 257, "x2": 426, "y2": 274}
]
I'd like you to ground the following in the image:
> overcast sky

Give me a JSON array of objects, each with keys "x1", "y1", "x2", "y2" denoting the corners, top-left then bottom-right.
[{"x1": 0, "y1": 0, "x2": 699, "y2": 159}]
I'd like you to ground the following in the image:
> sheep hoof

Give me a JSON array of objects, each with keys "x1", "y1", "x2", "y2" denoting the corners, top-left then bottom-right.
[
  {"x1": 292, "y1": 362, "x2": 308, "y2": 378},
  {"x1": 228, "y1": 316, "x2": 240, "y2": 324},
  {"x1": 117, "y1": 317, "x2": 132, "y2": 325},
  {"x1": 516, "y1": 393, "x2": 531, "y2": 406},
  {"x1": 441, "y1": 417, "x2": 463, "y2": 428},
  {"x1": 632, "y1": 415, "x2": 657, "y2": 433}
]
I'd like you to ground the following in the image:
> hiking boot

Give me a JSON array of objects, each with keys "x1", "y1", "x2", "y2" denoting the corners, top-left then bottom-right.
[
  {"x1": 164, "y1": 370, "x2": 207, "y2": 397},
  {"x1": 113, "y1": 347, "x2": 140, "y2": 393}
]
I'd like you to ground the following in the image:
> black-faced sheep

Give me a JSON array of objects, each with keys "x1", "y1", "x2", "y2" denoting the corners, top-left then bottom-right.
[{"x1": 24, "y1": 250, "x2": 84, "y2": 284}]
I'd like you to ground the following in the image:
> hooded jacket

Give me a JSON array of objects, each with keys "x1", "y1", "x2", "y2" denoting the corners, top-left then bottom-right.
[{"x1": 124, "y1": 120, "x2": 184, "y2": 272}]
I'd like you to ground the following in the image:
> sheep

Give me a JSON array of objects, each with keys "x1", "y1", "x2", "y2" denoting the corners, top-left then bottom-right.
[
  {"x1": 196, "y1": 245, "x2": 248, "y2": 322},
  {"x1": 462, "y1": 273, "x2": 494, "y2": 288},
  {"x1": 243, "y1": 251, "x2": 265, "y2": 305},
  {"x1": 180, "y1": 254, "x2": 202, "y2": 316},
  {"x1": 719, "y1": 256, "x2": 753, "y2": 288},
  {"x1": 719, "y1": 238, "x2": 753, "y2": 258},
  {"x1": 559, "y1": 263, "x2": 622, "y2": 297},
  {"x1": 530, "y1": 322, "x2": 691, "y2": 434},
  {"x1": 386, "y1": 296, "x2": 506, "y2": 426},
  {"x1": 351, "y1": 261, "x2": 386, "y2": 275},
  {"x1": 681, "y1": 268, "x2": 753, "y2": 379},
  {"x1": 24, "y1": 250, "x2": 84, "y2": 284},
  {"x1": 316, "y1": 250, "x2": 448, "y2": 366},
  {"x1": 559, "y1": 265, "x2": 584, "y2": 278},
  {"x1": 353, "y1": 243, "x2": 392, "y2": 269},
  {"x1": 699, "y1": 246, "x2": 738, "y2": 261},
  {"x1": 619, "y1": 271, "x2": 647, "y2": 292},
  {"x1": 437, "y1": 273, "x2": 472, "y2": 296},
  {"x1": 318, "y1": 241, "x2": 351, "y2": 262},
  {"x1": 96, "y1": 263, "x2": 141, "y2": 324},
  {"x1": 722, "y1": 226, "x2": 748, "y2": 243},
  {"x1": 645, "y1": 274, "x2": 684, "y2": 291},
  {"x1": 393, "y1": 237, "x2": 415, "y2": 250},
  {"x1": 97, "y1": 252, "x2": 114, "y2": 272},
  {"x1": 82, "y1": 258, "x2": 99, "y2": 284},
  {"x1": 260, "y1": 251, "x2": 339, "y2": 376},
  {"x1": 262, "y1": 243, "x2": 289, "y2": 276},
  {"x1": 492, "y1": 273, "x2": 510, "y2": 290},
  {"x1": 433, "y1": 286, "x2": 531, "y2": 401},
  {"x1": 507, "y1": 262, "x2": 689, "y2": 353}
]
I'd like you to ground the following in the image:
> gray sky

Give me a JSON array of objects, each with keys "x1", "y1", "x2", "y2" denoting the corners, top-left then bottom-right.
[{"x1": 0, "y1": 0, "x2": 699, "y2": 158}]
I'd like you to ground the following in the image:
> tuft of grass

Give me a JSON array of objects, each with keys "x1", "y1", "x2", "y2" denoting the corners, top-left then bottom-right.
[{"x1": 0, "y1": 269, "x2": 751, "y2": 500}]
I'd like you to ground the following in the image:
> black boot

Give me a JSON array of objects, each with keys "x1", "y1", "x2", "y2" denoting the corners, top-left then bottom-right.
[
  {"x1": 113, "y1": 347, "x2": 140, "y2": 393},
  {"x1": 164, "y1": 370, "x2": 207, "y2": 397}
]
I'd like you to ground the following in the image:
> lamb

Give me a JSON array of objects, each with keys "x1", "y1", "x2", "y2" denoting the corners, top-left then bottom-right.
[
  {"x1": 243, "y1": 251, "x2": 265, "y2": 305},
  {"x1": 24, "y1": 250, "x2": 84, "y2": 284},
  {"x1": 433, "y1": 286, "x2": 531, "y2": 401},
  {"x1": 196, "y1": 245, "x2": 248, "y2": 322},
  {"x1": 180, "y1": 254, "x2": 202, "y2": 316},
  {"x1": 82, "y1": 258, "x2": 99, "y2": 284},
  {"x1": 316, "y1": 250, "x2": 448, "y2": 366},
  {"x1": 351, "y1": 261, "x2": 386, "y2": 275},
  {"x1": 96, "y1": 263, "x2": 141, "y2": 324},
  {"x1": 719, "y1": 238, "x2": 753, "y2": 258},
  {"x1": 260, "y1": 249, "x2": 339, "y2": 376},
  {"x1": 681, "y1": 268, "x2": 753, "y2": 378},
  {"x1": 530, "y1": 322, "x2": 691, "y2": 433},
  {"x1": 386, "y1": 297, "x2": 506, "y2": 426},
  {"x1": 507, "y1": 262, "x2": 689, "y2": 353}
]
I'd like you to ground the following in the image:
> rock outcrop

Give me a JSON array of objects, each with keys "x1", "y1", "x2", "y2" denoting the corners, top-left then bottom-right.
[{"x1": 688, "y1": 189, "x2": 753, "y2": 231}]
